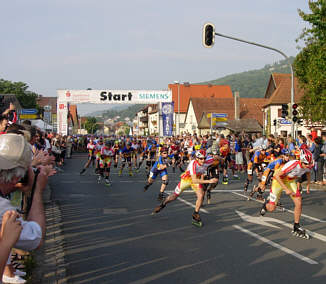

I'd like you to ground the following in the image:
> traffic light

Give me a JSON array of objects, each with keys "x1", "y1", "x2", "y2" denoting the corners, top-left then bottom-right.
[
  {"x1": 281, "y1": 104, "x2": 289, "y2": 118},
  {"x1": 273, "y1": 119, "x2": 277, "y2": 126},
  {"x1": 292, "y1": 103, "x2": 298, "y2": 122},
  {"x1": 202, "y1": 23, "x2": 215, "y2": 48}
]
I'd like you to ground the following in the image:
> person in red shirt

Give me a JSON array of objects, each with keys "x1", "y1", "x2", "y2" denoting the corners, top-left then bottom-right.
[{"x1": 310, "y1": 128, "x2": 317, "y2": 141}]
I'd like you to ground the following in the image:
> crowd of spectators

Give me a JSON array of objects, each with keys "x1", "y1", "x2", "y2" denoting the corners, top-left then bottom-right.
[{"x1": 0, "y1": 104, "x2": 62, "y2": 283}]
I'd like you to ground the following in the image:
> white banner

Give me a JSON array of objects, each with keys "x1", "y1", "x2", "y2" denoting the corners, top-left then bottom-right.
[
  {"x1": 57, "y1": 89, "x2": 172, "y2": 104},
  {"x1": 57, "y1": 102, "x2": 68, "y2": 136}
]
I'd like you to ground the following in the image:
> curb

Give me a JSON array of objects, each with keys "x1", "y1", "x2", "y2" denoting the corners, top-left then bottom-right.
[{"x1": 32, "y1": 185, "x2": 68, "y2": 283}]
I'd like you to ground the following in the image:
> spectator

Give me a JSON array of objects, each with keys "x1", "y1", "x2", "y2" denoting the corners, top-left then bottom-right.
[
  {"x1": 313, "y1": 136, "x2": 323, "y2": 185},
  {"x1": 0, "y1": 211, "x2": 22, "y2": 282},
  {"x1": 0, "y1": 116, "x2": 8, "y2": 135},
  {"x1": 321, "y1": 134, "x2": 326, "y2": 185},
  {"x1": 0, "y1": 134, "x2": 55, "y2": 283}
]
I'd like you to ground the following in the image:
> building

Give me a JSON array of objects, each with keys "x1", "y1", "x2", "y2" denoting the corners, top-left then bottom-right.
[
  {"x1": 37, "y1": 96, "x2": 57, "y2": 131},
  {"x1": 262, "y1": 73, "x2": 313, "y2": 137},
  {"x1": 168, "y1": 83, "x2": 233, "y2": 134},
  {"x1": 185, "y1": 94, "x2": 266, "y2": 135}
]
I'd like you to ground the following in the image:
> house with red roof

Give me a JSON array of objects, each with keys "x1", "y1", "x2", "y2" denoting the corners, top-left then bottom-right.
[
  {"x1": 262, "y1": 73, "x2": 311, "y2": 137},
  {"x1": 168, "y1": 83, "x2": 233, "y2": 134},
  {"x1": 185, "y1": 94, "x2": 267, "y2": 135}
]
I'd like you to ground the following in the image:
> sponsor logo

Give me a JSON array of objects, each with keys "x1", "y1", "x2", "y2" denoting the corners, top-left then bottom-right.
[
  {"x1": 138, "y1": 93, "x2": 169, "y2": 100},
  {"x1": 66, "y1": 91, "x2": 71, "y2": 97},
  {"x1": 100, "y1": 92, "x2": 133, "y2": 101},
  {"x1": 59, "y1": 104, "x2": 65, "y2": 109}
]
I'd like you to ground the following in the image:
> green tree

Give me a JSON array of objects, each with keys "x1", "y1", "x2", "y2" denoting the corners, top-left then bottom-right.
[
  {"x1": 0, "y1": 79, "x2": 39, "y2": 108},
  {"x1": 293, "y1": 0, "x2": 326, "y2": 122},
  {"x1": 84, "y1": 117, "x2": 98, "y2": 134}
]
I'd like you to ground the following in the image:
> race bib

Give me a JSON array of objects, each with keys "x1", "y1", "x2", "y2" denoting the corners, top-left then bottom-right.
[
  {"x1": 269, "y1": 192, "x2": 277, "y2": 203},
  {"x1": 247, "y1": 169, "x2": 253, "y2": 175}
]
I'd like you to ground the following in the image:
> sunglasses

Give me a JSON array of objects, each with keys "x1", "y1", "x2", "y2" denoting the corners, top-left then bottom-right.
[
  {"x1": 162, "y1": 152, "x2": 167, "y2": 154},
  {"x1": 198, "y1": 157, "x2": 205, "y2": 160}
]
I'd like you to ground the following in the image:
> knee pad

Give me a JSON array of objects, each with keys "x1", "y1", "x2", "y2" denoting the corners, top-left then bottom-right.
[{"x1": 162, "y1": 180, "x2": 169, "y2": 186}]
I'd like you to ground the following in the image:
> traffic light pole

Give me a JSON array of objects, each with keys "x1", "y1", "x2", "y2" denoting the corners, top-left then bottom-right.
[{"x1": 213, "y1": 31, "x2": 295, "y2": 137}]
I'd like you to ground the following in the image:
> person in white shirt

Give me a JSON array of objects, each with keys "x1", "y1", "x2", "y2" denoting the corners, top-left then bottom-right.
[{"x1": 0, "y1": 134, "x2": 55, "y2": 283}]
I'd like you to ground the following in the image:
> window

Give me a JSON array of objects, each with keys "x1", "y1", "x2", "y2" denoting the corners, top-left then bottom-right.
[
  {"x1": 278, "y1": 108, "x2": 282, "y2": 118},
  {"x1": 281, "y1": 131, "x2": 287, "y2": 137}
]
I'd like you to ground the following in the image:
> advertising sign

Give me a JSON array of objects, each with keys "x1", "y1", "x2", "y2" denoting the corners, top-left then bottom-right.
[
  {"x1": 162, "y1": 102, "x2": 174, "y2": 136},
  {"x1": 20, "y1": 114, "x2": 38, "y2": 119},
  {"x1": 57, "y1": 89, "x2": 172, "y2": 104},
  {"x1": 20, "y1": 109, "x2": 38, "y2": 115}
]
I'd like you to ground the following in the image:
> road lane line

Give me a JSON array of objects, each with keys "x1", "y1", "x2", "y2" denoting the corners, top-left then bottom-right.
[
  {"x1": 232, "y1": 192, "x2": 326, "y2": 223},
  {"x1": 233, "y1": 225, "x2": 318, "y2": 265},
  {"x1": 177, "y1": 197, "x2": 209, "y2": 214}
]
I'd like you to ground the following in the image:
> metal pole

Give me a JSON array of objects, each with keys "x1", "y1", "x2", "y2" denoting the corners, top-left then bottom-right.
[
  {"x1": 214, "y1": 31, "x2": 295, "y2": 137},
  {"x1": 177, "y1": 83, "x2": 180, "y2": 136}
]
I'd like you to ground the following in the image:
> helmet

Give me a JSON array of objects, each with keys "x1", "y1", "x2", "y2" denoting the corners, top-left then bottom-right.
[
  {"x1": 261, "y1": 144, "x2": 267, "y2": 150},
  {"x1": 212, "y1": 149, "x2": 219, "y2": 155},
  {"x1": 300, "y1": 149, "x2": 313, "y2": 165},
  {"x1": 195, "y1": 150, "x2": 206, "y2": 159},
  {"x1": 127, "y1": 142, "x2": 132, "y2": 147}
]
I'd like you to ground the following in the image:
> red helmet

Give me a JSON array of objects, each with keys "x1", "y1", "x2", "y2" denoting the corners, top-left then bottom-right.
[
  {"x1": 299, "y1": 149, "x2": 313, "y2": 165},
  {"x1": 195, "y1": 149, "x2": 206, "y2": 159}
]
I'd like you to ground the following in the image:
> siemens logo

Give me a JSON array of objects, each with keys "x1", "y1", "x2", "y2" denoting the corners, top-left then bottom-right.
[{"x1": 138, "y1": 93, "x2": 169, "y2": 100}]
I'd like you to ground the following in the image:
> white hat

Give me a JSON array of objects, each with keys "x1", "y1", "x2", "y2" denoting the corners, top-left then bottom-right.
[{"x1": 0, "y1": 134, "x2": 32, "y2": 170}]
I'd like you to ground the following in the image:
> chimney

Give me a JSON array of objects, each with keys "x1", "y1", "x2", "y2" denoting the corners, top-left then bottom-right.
[{"x1": 234, "y1": 92, "x2": 240, "y2": 120}]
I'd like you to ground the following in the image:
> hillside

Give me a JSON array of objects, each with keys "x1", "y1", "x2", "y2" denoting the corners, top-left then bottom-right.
[
  {"x1": 199, "y1": 57, "x2": 295, "y2": 98},
  {"x1": 101, "y1": 104, "x2": 146, "y2": 121}
]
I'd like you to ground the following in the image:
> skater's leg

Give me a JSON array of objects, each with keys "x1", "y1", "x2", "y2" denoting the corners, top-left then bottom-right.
[
  {"x1": 194, "y1": 188, "x2": 204, "y2": 213},
  {"x1": 292, "y1": 196, "x2": 302, "y2": 223}
]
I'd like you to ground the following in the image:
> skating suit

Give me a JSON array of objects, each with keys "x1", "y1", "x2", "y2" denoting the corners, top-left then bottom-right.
[
  {"x1": 99, "y1": 147, "x2": 114, "y2": 168},
  {"x1": 268, "y1": 160, "x2": 310, "y2": 205},
  {"x1": 174, "y1": 157, "x2": 214, "y2": 196}
]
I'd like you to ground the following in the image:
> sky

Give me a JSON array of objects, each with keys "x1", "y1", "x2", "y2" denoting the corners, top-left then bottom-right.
[{"x1": 0, "y1": 0, "x2": 310, "y2": 115}]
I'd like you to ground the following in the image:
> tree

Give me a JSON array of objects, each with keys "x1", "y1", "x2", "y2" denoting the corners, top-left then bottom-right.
[
  {"x1": 293, "y1": 0, "x2": 326, "y2": 122},
  {"x1": 0, "y1": 79, "x2": 39, "y2": 108},
  {"x1": 84, "y1": 117, "x2": 98, "y2": 134}
]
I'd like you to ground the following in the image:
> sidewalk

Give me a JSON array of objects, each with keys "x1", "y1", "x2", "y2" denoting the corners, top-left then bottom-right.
[{"x1": 32, "y1": 185, "x2": 67, "y2": 284}]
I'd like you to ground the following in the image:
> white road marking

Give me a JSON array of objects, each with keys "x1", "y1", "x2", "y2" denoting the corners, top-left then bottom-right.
[
  {"x1": 177, "y1": 197, "x2": 209, "y2": 214},
  {"x1": 236, "y1": 210, "x2": 280, "y2": 229},
  {"x1": 236, "y1": 210, "x2": 326, "y2": 243},
  {"x1": 233, "y1": 225, "x2": 318, "y2": 265},
  {"x1": 232, "y1": 192, "x2": 326, "y2": 223}
]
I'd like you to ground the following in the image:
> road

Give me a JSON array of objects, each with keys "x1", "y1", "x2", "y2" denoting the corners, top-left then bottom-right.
[{"x1": 49, "y1": 154, "x2": 326, "y2": 284}]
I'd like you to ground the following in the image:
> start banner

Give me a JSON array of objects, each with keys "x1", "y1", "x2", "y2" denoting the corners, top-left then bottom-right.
[{"x1": 57, "y1": 89, "x2": 172, "y2": 104}]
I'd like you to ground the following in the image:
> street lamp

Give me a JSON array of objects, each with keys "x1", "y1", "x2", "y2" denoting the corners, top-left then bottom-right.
[
  {"x1": 203, "y1": 23, "x2": 295, "y2": 137},
  {"x1": 174, "y1": 81, "x2": 180, "y2": 135}
]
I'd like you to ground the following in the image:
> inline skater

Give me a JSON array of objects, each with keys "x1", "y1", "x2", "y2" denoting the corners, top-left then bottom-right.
[
  {"x1": 152, "y1": 150, "x2": 218, "y2": 227},
  {"x1": 131, "y1": 138, "x2": 139, "y2": 169},
  {"x1": 169, "y1": 141, "x2": 183, "y2": 173},
  {"x1": 80, "y1": 136, "x2": 96, "y2": 175},
  {"x1": 219, "y1": 134, "x2": 231, "y2": 184},
  {"x1": 243, "y1": 145, "x2": 267, "y2": 192},
  {"x1": 144, "y1": 147, "x2": 171, "y2": 201},
  {"x1": 249, "y1": 153, "x2": 289, "y2": 200},
  {"x1": 146, "y1": 141, "x2": 158, "y2": 177},
  {"x1": 260, "y1": 149, "x2": 313, "y2": 239},
  {"x1": 119, "y1": 142, "x2": 134, "y2": 176},
  {"x1": 94, "y1": 137, "x2": 104, "y2": 175},
  {"x1": 113, "y1": 140, "x2": 120, "y2": 168},
  {"x1": 204, "y1": 150, "x2": 221, "y2": 204},
  {"x1": 98, "y1": 140, "x2": 114, "y2": 185}
]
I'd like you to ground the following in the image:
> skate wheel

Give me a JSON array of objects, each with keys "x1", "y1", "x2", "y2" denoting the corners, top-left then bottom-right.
[{"x1": 192, "y1": 221, "x2": 203, "y2": 228}]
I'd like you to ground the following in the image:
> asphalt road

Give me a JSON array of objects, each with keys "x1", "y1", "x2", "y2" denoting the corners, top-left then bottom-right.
[{"x1": 49, "y1": 154, "x2": 326, "y2": 284}]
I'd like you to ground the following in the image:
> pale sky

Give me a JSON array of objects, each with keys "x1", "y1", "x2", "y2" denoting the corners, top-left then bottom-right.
[{"x1": 1, "y1": 0, "x2": 309, "y2": 113}]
